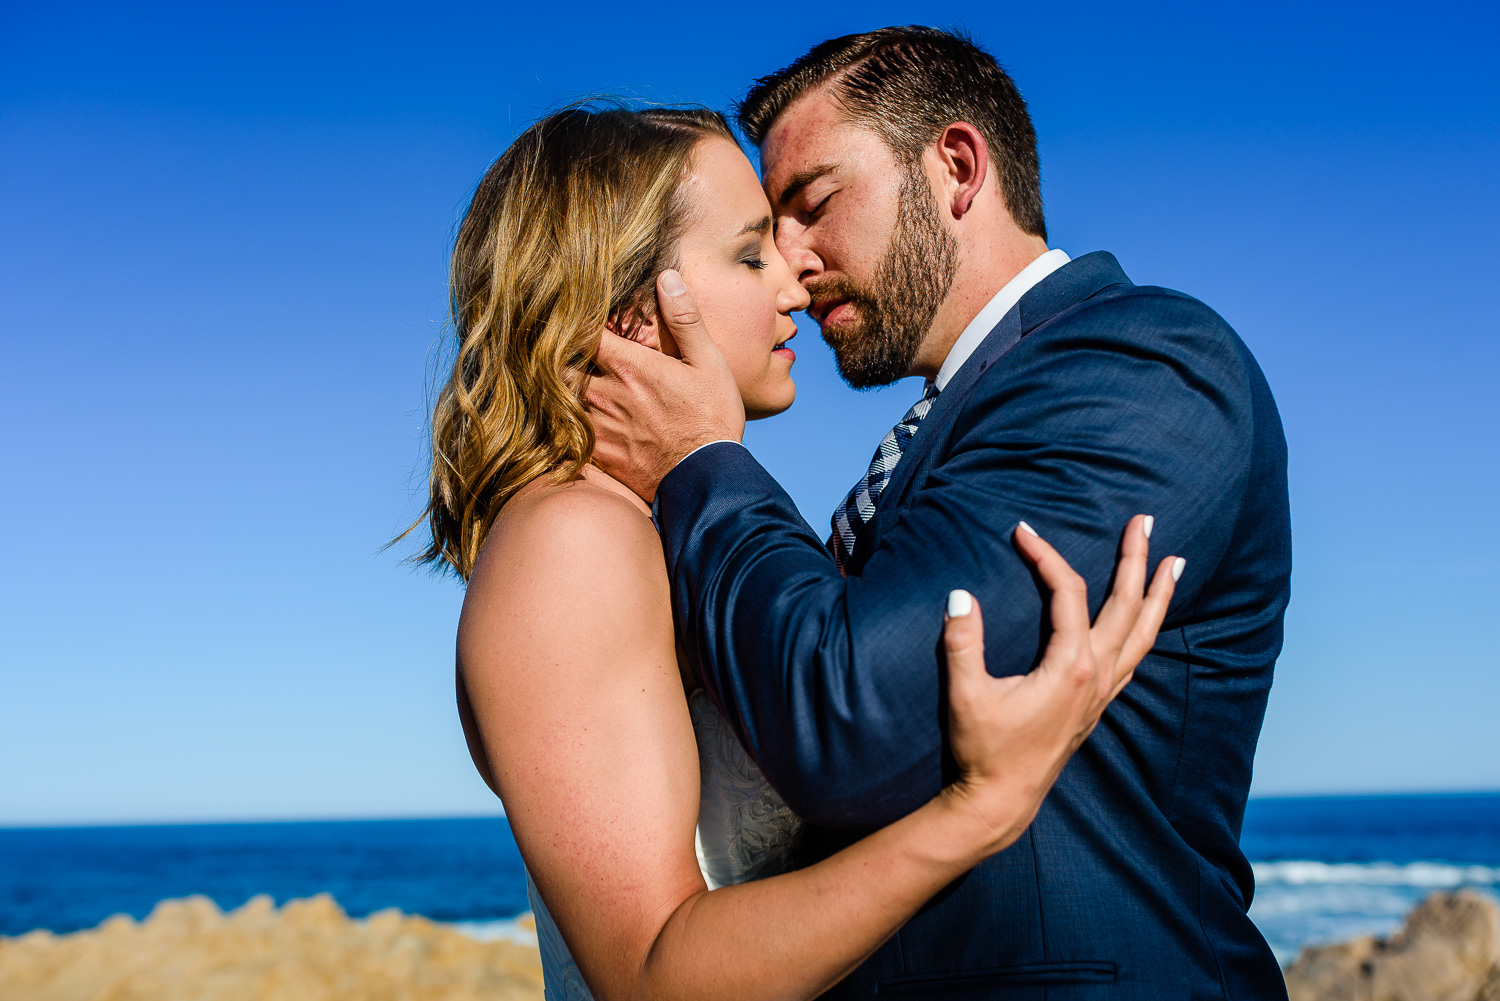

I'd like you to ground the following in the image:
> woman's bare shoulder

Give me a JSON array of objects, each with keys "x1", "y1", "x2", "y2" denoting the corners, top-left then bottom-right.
[
  {"x1": 479, "y1": 475, "x2": 660, "y2": 576},
  {"x1": 459, "y1": 474, "x2": 670, "y2": 670}
]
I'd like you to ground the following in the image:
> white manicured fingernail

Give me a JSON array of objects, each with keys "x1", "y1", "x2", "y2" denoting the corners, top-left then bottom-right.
[
  {"x1": 1018, "y1": 521, "x2": 1039, "y2": 537},
  {"x1": 660, "y1": 270, "x2": 687, "y2": 296},
  {"x1": 947, "y1": 589, "x2": 973, "y2": 618},
  {"x1": 1172, "y1": 557, "x2": 1186, "y2": 581},
  {"x1": 1143, "y1": 515, "x2": 1154, "y2": 539}
]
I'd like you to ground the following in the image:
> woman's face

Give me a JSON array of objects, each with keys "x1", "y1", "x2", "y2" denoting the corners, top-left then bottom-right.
[{"x1": 670, "y1": 137, "x2": 809, "y2": 420}]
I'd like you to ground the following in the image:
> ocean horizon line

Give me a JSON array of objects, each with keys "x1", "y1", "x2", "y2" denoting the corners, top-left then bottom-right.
[{"x1": 4, "y1": 788, "x2": 1500, "y2": 831}]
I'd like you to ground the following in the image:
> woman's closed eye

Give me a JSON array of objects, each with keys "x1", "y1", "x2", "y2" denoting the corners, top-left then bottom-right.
[
  {"x1": 736, "y1": 237, "x2": 770, "y2": 271},
  {"x1": 728, "y1": 215, "x2": 774, "y2": 273}
]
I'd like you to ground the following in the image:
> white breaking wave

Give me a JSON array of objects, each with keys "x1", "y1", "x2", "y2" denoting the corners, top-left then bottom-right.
[
  {"x1": 449, "y1": 917, "x2": 539, "y2": 947},
  {"x1": 1253, "y1": 860, "x2": 1500, "y2": 887}
]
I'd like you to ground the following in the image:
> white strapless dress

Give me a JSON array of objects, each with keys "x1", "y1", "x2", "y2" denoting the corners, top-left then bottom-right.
[{"x1": 526, "y1": 688, "x2": 804, "y2": 1001}]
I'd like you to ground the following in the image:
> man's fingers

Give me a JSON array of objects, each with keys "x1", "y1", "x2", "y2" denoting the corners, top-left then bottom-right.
[
  {"x1": 656, "y1": 270, "x2": 720, "y2": 366},
  {"x1": 582, "y1": 368, "x2": 611, "y2": 410},
  {"x1": 593, "y1": 327, "x2": 650, "y2": 378},
  {"x1": 582, "y1": 368, "x2": 624, "y2": 418},
  {"x1": 1013, "y1": 522, "x2": 1091, "y2": 646}
]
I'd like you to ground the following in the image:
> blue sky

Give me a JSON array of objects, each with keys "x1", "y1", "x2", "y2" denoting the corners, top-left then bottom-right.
[{"x1": 2, "y1": 1, "x2": 1496, "y2": 824}]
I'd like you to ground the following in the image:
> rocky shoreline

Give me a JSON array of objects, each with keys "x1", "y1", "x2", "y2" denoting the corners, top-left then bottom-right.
[
  {"x1": 0, "y1": 893, "x2": 543, "y2": 1001},
  {"x1": 3, "y1": 888, "x2": 1496, "y2": 1000},
  {"x1": 1285, "y1": 890, "x2": 1500, "y2": 1001}
]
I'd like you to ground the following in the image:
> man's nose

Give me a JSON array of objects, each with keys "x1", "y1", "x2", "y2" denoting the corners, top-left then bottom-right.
[{"x1": 774, "y1": 225, "x2": 824, "y2": 285}]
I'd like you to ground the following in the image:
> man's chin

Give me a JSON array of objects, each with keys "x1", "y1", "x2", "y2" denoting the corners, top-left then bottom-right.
[
  {"x1": 833, "y1": 357, "x2": 904, "y2": 391},
  {"x1": 827, "y1": 335, "x2": 919, "y2": 389}
]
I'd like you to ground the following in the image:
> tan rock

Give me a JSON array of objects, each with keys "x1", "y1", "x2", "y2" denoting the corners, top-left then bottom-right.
[
  {"x1": 1286, "y1": 890, "x2": 1500, "y2": 1001},
  {"x1": 96, "y1": 915, "x2": 136, "y2": 939},
  {"x1": 1478, "y1": 965, "x2": 1500, "y2": 1001},
  {"x1": 146, "y1": 894, "x2": 224, "y2": 935},
  {"x1": 1377, "y1": 891, "x2": 1500, "y2": 1001},
  {"x1": 228, "y1": 894, "x2": 276, "y2": 930},
  {"x1": 1284, "y1": 934, "x2": 1377, "y2": 1001},
  {"x1": 0, "y1": 894, "x2": 543, "y2": 1001}
]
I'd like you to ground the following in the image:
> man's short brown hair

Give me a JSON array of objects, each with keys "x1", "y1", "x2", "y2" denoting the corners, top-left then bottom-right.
[{"x1": 737, "y1": 25, "x2": 1045, "y2": 240}]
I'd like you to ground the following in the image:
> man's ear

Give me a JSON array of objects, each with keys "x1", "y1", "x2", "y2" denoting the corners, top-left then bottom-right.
[{"x1": 935, "y1": 122, "x2": 989, "y2": 219}]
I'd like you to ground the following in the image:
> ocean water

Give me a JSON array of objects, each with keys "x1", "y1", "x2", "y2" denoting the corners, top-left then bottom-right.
[
  {"x1": 1242, "y1": 793, "x2": 1500, "y2": 963},
  {"x1": 3, "y1": 794, "x2": 1497, "y2": 965},
  {"x1": 0, "y1": 818, "x2": 534, "y2": 944}
]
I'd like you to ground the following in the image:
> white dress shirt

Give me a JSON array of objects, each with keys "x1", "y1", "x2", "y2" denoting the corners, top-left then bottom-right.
[{"x1": 933, "y1": 248, "x2": 1070, "y2": 391}]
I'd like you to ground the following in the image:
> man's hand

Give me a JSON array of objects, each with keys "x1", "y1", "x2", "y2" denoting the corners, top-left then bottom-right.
[{"x1": 587, "y1": 270, "x2": 746, "y2": 502}]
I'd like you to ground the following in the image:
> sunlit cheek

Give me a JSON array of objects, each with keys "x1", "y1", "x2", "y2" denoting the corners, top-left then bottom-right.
[{"x1": 723, "y1": 343, "x2": 760, "y2": 398}]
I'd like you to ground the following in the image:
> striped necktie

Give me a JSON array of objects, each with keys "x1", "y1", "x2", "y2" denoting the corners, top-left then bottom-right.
[{"x1": 830, "y1": 383, "x2": 940, "y2": 573}]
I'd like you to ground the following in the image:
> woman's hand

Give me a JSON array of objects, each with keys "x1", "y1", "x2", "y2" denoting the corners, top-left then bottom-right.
[{"x1": 939, "y1": 515, "x2": 1180, "y2": 856}]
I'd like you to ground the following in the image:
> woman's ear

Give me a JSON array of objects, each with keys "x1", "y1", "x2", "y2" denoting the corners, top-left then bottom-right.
[
  {"x1": 607, "y1": 307, "x2": 659, "y2": 350},
  {"x1": 607, "y1": 308, "x2": 679, "y2": 357}
]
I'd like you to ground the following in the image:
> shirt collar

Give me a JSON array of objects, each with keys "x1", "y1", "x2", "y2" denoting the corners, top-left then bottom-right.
[{"x1": 932, "y1": 248, "x2": 1071, "y2": 391}]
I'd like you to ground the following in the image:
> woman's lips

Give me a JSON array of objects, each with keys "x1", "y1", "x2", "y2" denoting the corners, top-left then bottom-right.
[{"x1": 773, "y1": 330, "x2": 797, "y2": 362}]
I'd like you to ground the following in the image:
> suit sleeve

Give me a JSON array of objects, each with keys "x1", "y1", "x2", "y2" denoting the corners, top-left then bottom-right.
[{"x1": 655, "y1": 291, "x2": 1255, "y2": 828}]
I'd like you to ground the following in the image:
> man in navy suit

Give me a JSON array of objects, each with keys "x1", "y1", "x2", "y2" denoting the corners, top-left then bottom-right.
[{"x1": 589, "y1": 26, "x2": 1291, "y2": 1000}]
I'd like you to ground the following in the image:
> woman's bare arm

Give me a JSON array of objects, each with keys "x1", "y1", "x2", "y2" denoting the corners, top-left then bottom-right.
[{"x1": 459, "y1": 483, "x2": 1173, "y2": 1001}]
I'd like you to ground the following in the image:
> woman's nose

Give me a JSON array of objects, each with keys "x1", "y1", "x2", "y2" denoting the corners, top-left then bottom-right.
[{"x1": 780, "y1": 275, "x2": 811, "y2": 313}]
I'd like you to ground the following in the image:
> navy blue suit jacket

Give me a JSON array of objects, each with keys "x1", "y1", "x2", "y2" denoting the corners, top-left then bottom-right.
[{"x1": 655, "y1": 252, "x2": 1292, "y2": 999}]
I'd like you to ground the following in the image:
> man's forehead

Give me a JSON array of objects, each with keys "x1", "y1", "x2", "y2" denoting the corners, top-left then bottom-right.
[{"x1": 759, "y1": 90, "x2": 850, "y2": 185}]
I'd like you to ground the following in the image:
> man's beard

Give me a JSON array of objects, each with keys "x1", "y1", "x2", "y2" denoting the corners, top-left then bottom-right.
[{"x1": 811, "y1": 170, "x2": 960, "y2": 389}]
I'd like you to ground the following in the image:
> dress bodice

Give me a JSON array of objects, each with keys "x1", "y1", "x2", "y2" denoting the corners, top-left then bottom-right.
[
  {"x1": 527, "y1": 688, "x2": 803, "y2": 1000},
  {"x1": 688, "y1": 688, "x2": 804, "y2": 889}
]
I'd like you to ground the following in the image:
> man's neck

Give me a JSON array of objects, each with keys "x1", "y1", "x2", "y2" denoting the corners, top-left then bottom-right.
[{"x1": 909, "y1": 234, "x2": 1050, "y2": 379}]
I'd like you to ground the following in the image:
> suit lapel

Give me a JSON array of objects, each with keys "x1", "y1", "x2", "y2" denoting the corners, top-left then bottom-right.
[
  {"x1": 877, "y1": 305, "x2": 1023, "y2": 511},
  {"x1": 850, "y1": 252, "x2": 1133, "y2": 568}
]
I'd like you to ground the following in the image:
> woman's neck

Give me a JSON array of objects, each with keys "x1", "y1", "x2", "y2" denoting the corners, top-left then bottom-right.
[{"x1": 581, "y1": 463, "x2": 654, "y2": 519}]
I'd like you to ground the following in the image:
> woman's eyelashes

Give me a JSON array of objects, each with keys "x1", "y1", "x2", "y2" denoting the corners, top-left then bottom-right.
[{"x1": 737, "y1": 242, "x2": 769, "y2": 270}]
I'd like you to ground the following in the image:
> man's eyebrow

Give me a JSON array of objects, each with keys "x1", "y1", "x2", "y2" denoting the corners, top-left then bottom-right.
[
  {"x1": 776, "y1": 163, "x2": 839, "y2": 206},
  {"x1": 735, "y1": 215, "x2": 772, "y2": 237}
]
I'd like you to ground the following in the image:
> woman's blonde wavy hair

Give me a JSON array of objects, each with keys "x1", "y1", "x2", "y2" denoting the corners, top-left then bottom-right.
[{"x1": 407, "y1": 102, "x2": 735, "y2": 579}]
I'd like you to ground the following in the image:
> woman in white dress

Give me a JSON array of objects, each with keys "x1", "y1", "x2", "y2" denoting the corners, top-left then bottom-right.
[{"x1": 408, "y1": 104, "x2": 1180, "y2": 1001}]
